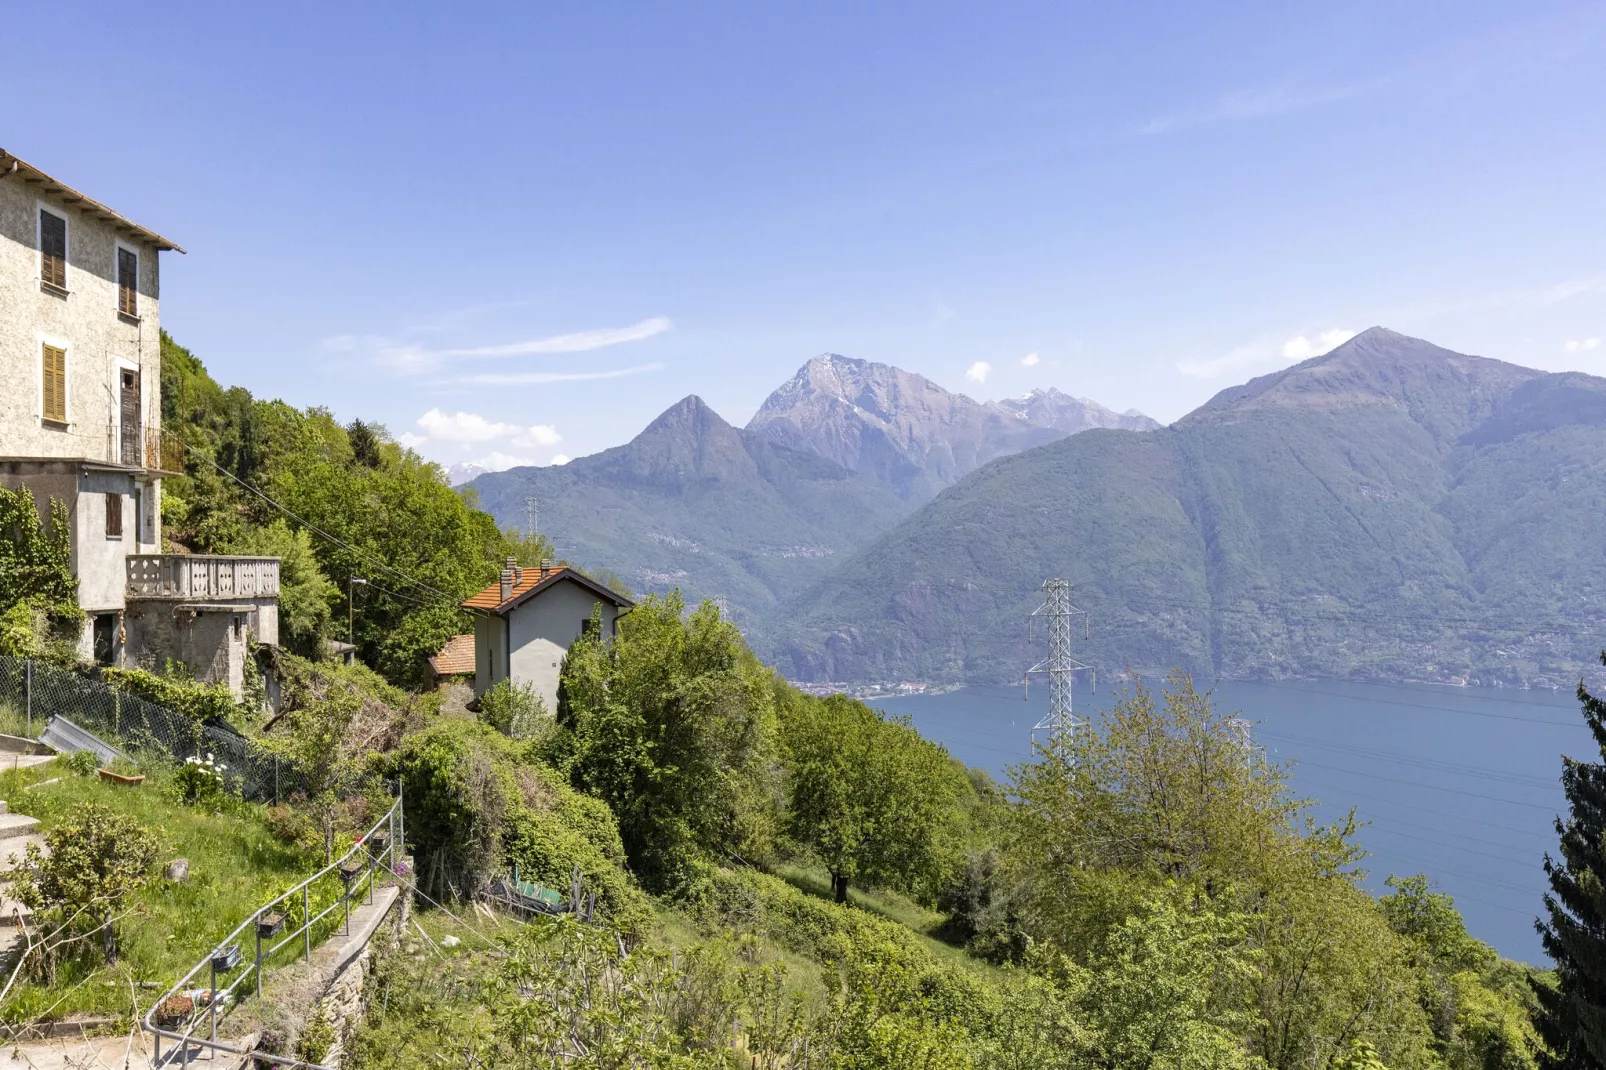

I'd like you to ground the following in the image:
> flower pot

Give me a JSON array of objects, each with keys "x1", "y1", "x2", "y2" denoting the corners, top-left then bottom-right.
[
  {"x1": 97, "y1": 768, "x2": 144, "y2": 786},
  {"x1": 154, "y1": 993, "x2": 193, "y2": 1029}
]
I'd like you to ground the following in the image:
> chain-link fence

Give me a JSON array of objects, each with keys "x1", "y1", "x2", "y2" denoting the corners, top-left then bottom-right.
[{"x1": 0, "y1": 655, "x2": 323, "y2": 804}]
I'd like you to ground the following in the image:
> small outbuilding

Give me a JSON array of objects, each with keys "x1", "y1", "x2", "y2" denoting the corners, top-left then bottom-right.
[
  {"x1": 462, "y1": 559, "x2": 633, "y2": 714},
  {"x1": 427, "y1": 633, "x2": 476, "y2": 688}
]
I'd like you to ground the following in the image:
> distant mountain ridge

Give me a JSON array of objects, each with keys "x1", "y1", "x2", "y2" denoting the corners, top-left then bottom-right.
[
  {"x1": 769, "y1": 328, "x2": 1606, "y2": 688},
  {"x1": 466, "y1": 352, "x2": 1155, "y2": 615}
]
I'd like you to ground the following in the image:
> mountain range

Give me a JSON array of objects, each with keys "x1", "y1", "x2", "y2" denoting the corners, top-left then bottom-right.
[
  {"x1": 467, "y1": 354, "x2": 1155, "y2": 619},
  {"x1": 466, "y1": 331, "x2": 1606, "y2": 688}
]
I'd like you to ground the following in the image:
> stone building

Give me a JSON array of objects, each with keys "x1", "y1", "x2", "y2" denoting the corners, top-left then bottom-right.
[
  {"x1": 0, "y1": 149, "x2": 277, "y2": 692},
  {"x1": 463, "y1": 560, "x2": 632, "y2": 714}
]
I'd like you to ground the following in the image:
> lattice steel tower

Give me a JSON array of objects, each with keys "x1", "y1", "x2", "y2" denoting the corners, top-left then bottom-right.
[
  {"x1": 524, "y1": 497, "x2": 539, "y2": 539},
  {"x1": 1024, "y1": 578, "x2": 1093, "y2": 751}
]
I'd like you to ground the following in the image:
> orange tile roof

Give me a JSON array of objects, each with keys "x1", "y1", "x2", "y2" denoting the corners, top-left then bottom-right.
[
  {"x1": 462, "y1": 565, "x2": 574, "y2": 612},
  {"x1": 428, "y1": 633, "x2": 475, "y2": 677}
]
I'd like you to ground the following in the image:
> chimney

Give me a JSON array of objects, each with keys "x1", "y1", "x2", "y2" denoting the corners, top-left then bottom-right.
[
  {"x1": 499, "y1": 564, "x2": 514, "y2": 604},
  {"x1": 540, "y1": 558, "x2": 552, "y2": 580}
]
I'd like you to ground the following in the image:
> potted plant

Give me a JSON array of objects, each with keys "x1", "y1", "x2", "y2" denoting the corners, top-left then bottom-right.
[{"x1": 154, "y1": 994, "x2": 194, "y2": 1029}]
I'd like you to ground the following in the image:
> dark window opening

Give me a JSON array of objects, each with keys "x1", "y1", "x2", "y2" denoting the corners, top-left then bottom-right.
[
  {"x1": 581, "y1": 617, "x2": 601, "y2": 640},
  {"x1": 117, "y1": 247, "x2": 137, "y2": 316},
  {"x1": 104, "y1": 493, "x2": 123, "y2": 538},
  {"x1": 119, "y1": 369, "x2": 140, "y2": 466},
  {"x1": 92, "y1": 614, "x2": 117, "y2": 666},
  {"x1": 39, "y1": 210, "x2": 66, "y2": 289}
]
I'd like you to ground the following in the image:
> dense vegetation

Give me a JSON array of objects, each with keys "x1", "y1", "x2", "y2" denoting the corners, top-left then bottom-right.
[
  {"x1": 160, "y1": 331, "x2": 554, "y2": 686},
  {"x1": 0, "y1": 331, "x2": 1581, "y2": 1067}
]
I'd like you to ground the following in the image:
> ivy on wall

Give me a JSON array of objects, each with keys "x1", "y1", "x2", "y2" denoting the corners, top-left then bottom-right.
[{"x1": 0, "y1": 485, "x2": 82, "y2": 655}]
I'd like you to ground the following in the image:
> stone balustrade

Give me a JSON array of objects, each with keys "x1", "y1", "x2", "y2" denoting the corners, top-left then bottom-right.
[{"x1": 126, "y1": 554, "x2": 280, "y2": 601}]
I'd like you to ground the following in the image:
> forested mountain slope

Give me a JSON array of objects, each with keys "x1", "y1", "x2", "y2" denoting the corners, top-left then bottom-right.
[
  {"x1": 469, "y1": 354, "x2": 1154, "y2": 618},
  {"x1": 771, "y1": 328, "x2": 1606, "y2": 687}
]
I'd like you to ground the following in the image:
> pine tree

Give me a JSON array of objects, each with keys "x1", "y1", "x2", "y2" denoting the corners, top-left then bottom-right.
[{"x1": 1535, "y1": 653, "x2": 1606, "y2": 1068}]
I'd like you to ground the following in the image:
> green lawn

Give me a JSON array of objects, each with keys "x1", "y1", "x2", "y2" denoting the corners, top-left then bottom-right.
[{"x1": 0, "y1": 758, "x2": 328, "y2": 1026}]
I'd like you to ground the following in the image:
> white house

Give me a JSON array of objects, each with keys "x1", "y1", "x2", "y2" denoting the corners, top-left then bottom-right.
[
  {"x1": 463, "y1": 559, "x2": 633, "y2": 713},
  {"x1": 0, "y1": 149, "x2": 277, "y2": 692}
]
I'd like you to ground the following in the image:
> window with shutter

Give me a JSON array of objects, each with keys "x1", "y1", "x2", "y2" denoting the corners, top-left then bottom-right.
[
  {"x1": 41, "y1": 344, "x2": 67, "y2": 424},
  {"x1": 39, "y1": 210, "x2": 67, "y2": 289},
  {"x1": 118, "y1": 248, "x2": 138, "y2": 316},
  {"x1": 105, "y1": 493, "x2": 123, "y2": 538}
]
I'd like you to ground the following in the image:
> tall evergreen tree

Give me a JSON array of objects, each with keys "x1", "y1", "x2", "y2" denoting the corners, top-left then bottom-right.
[{"x1": 1535, "y1": 652, "x2": 1606, "y2": 1068}]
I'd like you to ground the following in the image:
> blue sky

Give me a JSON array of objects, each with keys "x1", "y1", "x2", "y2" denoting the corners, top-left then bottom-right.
[{"x1": 6, "y1": 2, "x2": 1606, "y2": 470}]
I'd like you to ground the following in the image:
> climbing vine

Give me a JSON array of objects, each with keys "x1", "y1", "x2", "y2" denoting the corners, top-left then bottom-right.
[{"x1": 0, "y1": 485, "x2": 81, "y2": 655}]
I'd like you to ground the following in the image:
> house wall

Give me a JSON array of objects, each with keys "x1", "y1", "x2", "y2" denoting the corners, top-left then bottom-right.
[
  {"x1": 505, "y1": 580, "x2": 621, "y2": 715},
  {"x1": 0, "y1": 169, "x2": 163, "y2": 466},
  {"x1": 472, "y1": 613, "x2": 506, "y2": 696},
  {"x1": 125, "y1": 603, "x2": 250, "y2": 693}
]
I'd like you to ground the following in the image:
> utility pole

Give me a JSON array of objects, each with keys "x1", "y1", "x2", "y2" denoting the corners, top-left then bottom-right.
[
  {"x1": 348, "y1": 575, "x2": 368, "y2": 651},
  {"x1": 524, "y1": 497, "x2": 539, "y2": 540},
  {"x1": 1226, "y1": 717, "x2": 1262, "y2": 766},
  {"x1": 1024, "y1": 578, "x2": 1093, "y2": 753}
]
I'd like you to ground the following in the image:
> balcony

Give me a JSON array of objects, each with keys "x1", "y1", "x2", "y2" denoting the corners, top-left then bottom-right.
[
  {"x1": 126, "y1": 555, "x2": 280, "y2": 601},
  {"x1": 144, "y1": 427, "x2": 185, "y2": 476}
]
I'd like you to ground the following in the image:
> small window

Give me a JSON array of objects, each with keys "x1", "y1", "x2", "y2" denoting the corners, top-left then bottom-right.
[
  {"x1": 581, "y1": 618, "x2": 601, "y2": 640},
  {"x1": 41, "y1": 344, "x2": 67, "y2": 424},
  {"x1": 117, "y1": 247, "x2": 137, "y2": 316},
  {"x1": 39, "y1": 209, "x2": 66, "y2": 289},
  {"x1": 104, "y1": 493, "x2": 123, "y2": 538}
]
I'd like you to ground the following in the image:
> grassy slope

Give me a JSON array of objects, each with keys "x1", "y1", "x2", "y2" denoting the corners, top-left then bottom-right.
[{"x1": 0, "y1": 759, "x2": 320, "y2": 1024}]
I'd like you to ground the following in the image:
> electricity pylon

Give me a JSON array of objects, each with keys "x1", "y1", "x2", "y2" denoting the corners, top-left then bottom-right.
[
  {"x1": 524, "y1": 497, "x2": 539, "y2": 540},
  {"x1": 1024, "y1": 578, "x2": 1093, "y2": 752}
]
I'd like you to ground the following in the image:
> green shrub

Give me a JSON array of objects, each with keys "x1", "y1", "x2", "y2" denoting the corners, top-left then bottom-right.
[
  {"x1": 174, "y1": 754, "x2": 231, "y2": 806},
  {"x1": 61, "y1": 749, "x2": 100, "y2": 777},
  {"x1": 477, "y1": 679, "x2": 547, "y2": 740}
]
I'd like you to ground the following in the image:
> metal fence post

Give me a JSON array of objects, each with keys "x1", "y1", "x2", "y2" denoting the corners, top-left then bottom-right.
[
  {"x1": 274, "y1": 756, "x2": 280, "y2": 807},
  {"x1": 23, "y1": 659, "x2": 31, "y2": 735},
  {"x1": 255, "y1": 923, "x2": 263, "y2": 999},
  {"x1": 303, "y1": 885, "x2": 311, "y2": 965}
]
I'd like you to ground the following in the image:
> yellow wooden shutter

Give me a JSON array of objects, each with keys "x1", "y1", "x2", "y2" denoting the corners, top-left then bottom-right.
[{"x1": 41, "y1": 345, "x2": 66, "y2": 422}]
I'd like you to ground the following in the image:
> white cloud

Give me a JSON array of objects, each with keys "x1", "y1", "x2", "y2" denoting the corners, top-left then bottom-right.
[
  {"x1": 1179, "y1": 327, "x2": 1356, "y2": 380},
  {"x1": 1021, "y1": 352, "x2": 1041, "y2": 367},
  {"x1": 397, "y1": 431, "x2": 426, "y2": 448},
  {"x1": 326, "y1": 316, "x2": 672, "y2": 374},
  {"x1": 966, "y1": 361, "x2": 992, "y2": 384},
  {"x1": 416, "y1": 408, "x2": 521, "y2": 444},
  {"x1": 1564, "y1": 338, "x2": 1601, "y2": 353},
  {"x1": 513, "y1": 424, "x2": 562, "y2": 447},
  {"x1": 455, "y1": 362, "x2": 665, "y2": 387},
  {"x1": 468, "y1": 451, "x2": 536, "y2": 473},
  {"x1": 1281, "y1": 328, "x2": 1358, "y2": 361},
  {"x1": 550, "y1": 454, "x2": 571, "y2": 466}
]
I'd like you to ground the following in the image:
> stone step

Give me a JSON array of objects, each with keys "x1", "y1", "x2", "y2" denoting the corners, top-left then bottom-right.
[
  {"x1": 0, "y1": 835, "x2": 46, "y2": 875},
  {"x1": 0, "y1": 813, "x2": 39, "y2": 842}
]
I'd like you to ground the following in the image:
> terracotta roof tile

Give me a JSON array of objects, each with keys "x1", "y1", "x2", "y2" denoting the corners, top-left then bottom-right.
[
  {"x1": 428, "y1": 633, "x2": 475, "y2": 676},
  {"x1": 462, "y1": 565, "x2": 632, "y2": 615}
]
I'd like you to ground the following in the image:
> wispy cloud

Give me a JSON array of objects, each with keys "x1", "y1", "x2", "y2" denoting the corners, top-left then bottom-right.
[
  {"x1": 453, "y1": 363, "x2": 666, "y2": 387},
  {"x1": 413, "y1": 408, "x2": 561, "y2": 446},
  {"x1": 1141, "y1": 80, "x2": 1372, "y2": 135},
  {"x1": 1565, "y1": 338, "x2": 1602, "y2": 354},
  {"x1": 966, "y1": 361, "x2": 992, "y2": 384},
  {"x1": 1021, "y1": 352, "x2": 1041, "y2": 367},
  {"x1": 324, "y1": 316, "x2": 673, "y2": 375},
  {"x1": 1178, "y1": 328, "x2": 1356, "y2": 380}
]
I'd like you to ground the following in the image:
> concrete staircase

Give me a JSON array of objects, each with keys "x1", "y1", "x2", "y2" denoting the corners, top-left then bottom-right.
[{"x1": 0, "y1": 799, "x2": 44, "y2": 961}]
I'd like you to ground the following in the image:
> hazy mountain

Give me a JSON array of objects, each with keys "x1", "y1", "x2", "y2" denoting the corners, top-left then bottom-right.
[
  {"x1": 997, "y1": 387, "x2": 1161, "y2": 434},
  {"x1": 746, "y1": 354, "x2": 1147, "y2": 498},
  {"x1": 770, "y1": 328, "x2": 1606, "y2": 688},
  {"x1": 445, "y1": 461, "x2": 490, "y2": 487},
  {"x1": 467, "y1": 353, "x2": 1153, "y2": 614}
]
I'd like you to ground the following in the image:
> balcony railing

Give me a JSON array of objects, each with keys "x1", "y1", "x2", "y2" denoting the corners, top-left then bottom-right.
[
  {"x1": 127, "y1": 555, "x2": 280, "y2": 601},
  {"x1": 145, "y1": 426, "x2": 186, "y2": 475}
]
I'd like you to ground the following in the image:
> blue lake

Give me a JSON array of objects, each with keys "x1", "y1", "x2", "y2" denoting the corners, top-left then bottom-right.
[{"x1": 876, "y1": 678, "x2": 1591, "y2": 964}]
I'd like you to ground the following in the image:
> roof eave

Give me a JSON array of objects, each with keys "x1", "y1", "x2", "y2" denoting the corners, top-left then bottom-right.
[{"x1": 0, "y1": 150, "x2": 186, "y2": 254}]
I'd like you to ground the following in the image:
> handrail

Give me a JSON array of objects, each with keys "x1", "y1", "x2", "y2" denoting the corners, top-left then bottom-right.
[{"x1": 142, "y1": 792, "x2": 403, "y2": 1069}]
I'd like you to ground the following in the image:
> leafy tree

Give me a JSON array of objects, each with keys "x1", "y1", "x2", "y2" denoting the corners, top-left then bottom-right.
[
  {"x1": 0, "y1": 485, "x2": 82, "y2": 656},
  {"x1": 478, "y1": 678, "x2": 549, "y2": 739},
  {"x1": 556, "y1": 595, "x2": 780, "y2": 893},
  {"x1": 226, "y1": 519, "x2": 338, "y2": 656},
  {"x1": 13, "y1": 804, "x2": 158, "y2": 966},
  {"x1": 261, "y1": 666, "x2": 363, "y2": 861},
  {"x1": 1533, "y1": 657, "x2": 1606, "y2": 1068},
  {"x1": 779, "y1": 690, "x2": 970, "y2": 903}
]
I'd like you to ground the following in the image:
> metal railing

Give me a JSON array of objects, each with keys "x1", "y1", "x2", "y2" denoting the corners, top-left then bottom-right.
[
  {"x1": 145, "y1": 425, "x2": 186, "y2": 476},
  {"x1": 144, "y1": 794, "x2": 404, "y2": 1069},
  {"x1": 126, "y1": 554, "x2": 281, "y2": 600}
]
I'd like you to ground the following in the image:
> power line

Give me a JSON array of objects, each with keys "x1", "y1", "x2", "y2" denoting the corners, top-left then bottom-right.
[
  {"x1": 1294, "y1": 759, "x2": 1558, "y2": 811},
  {"x1": 1234, "y1": 679, "x2": 1580, "y2": 728},
  {"x1": 206, "y1": 457, "x2": 458, "y2": 606}
]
